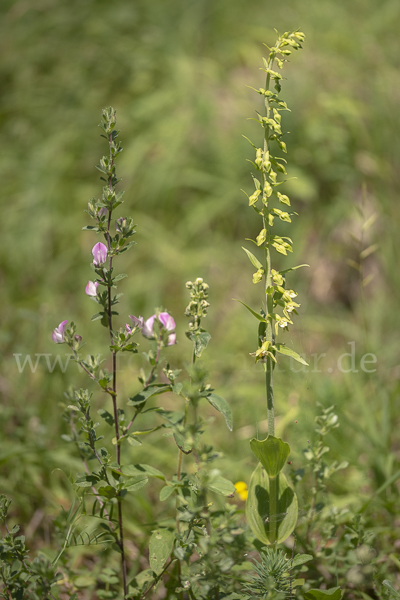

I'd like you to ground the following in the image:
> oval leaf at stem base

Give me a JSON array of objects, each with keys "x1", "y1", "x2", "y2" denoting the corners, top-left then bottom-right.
[{"x1": 246, "y1": 464, "x2": 298, "y2": 545}]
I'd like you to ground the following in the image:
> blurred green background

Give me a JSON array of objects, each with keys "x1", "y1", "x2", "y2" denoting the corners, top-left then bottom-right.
[{"x1": 1, "y1": 0, "x2": 399, "y2": 570}]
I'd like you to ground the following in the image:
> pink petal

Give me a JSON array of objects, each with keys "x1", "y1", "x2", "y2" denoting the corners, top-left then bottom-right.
[
  {"x1": 142, "y1": 315, "x2": 156, "y2": 338},
  {"x1": 159, "y1": 312, "x2": 176, "y2": 331},
  {"x1": 167, "y1": 333, "x2": 176, "y2": 346},
  {"x1": 85, "y1": 281, "x2": 98, "y2": 296}
]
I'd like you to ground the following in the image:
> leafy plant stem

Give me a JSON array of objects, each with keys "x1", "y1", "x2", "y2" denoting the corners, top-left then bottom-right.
[
  {"x1": 105, "y1": 128, "x2": 127, "y2": 598},
  {"x1": 263, "y1": 65, "x2": 275, "y2": 437}
]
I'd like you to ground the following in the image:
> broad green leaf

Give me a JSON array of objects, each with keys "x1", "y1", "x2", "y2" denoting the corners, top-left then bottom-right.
[
  {"x1": 242, "y1": 247, "x2": 263, "y2": 270},
  {"x1": 207, "y1": 475, "x2": 236, "y2": 497},
  {"x1": 233, "y1": 299, "x2": 267, "y2": 323},
  {"x1": 127, "y1": 384, "x2": 172, "y2": 407},
  {"x1": 121, "y1": 464, "x2": 165, "y2": 480},
  {"x1": 250, "y1": 436, "x2": 290, "y2": 477},
  {"x1": 149, "y1": 529, "x2": 175, "y2": 575},
  {"x1": 274, "y1": 343, "x2": 309, "y2": 366},
  {"x1": 159, "y1": 486, "x2": 175, "y2": 501},
  {"x1": 75, "y1": 474, "x2": 100, "y2": 488},
  {"x1": 206, "y1": 393, "x2": 233, "y2": 431},
  {"x1": 123, "y1": 475, "x2": 148, "y2": 492},
  {"x1": 304, "y1": 588, "x2": 342, "y2": 600},
  {"x1": 246, "y1": 464, "x2": 298, "y2": 545},
  {"x1": 187, "y1": 330, "x2": 211, "y2": 358}
]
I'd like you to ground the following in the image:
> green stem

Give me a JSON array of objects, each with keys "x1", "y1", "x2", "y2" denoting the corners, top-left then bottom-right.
[{"x1": 269, "y1": 475, "x2": 278, "y2": 546}]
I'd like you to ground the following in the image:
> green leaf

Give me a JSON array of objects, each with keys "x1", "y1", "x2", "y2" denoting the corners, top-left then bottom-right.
[
  {"x1": 207, "y1": 475, "x2": 236, "y2": 497},
  {"x1": 250, "y1": 436, "x2": 290, "y2": 477},
  {"x1": 246, "y1": 464, "x2": 298, "y2": 545},
  {"x1": 75, "y1": 474, "x2": 100, "y2": 488},
  {"x1": 127, "y1": 384, "x2": 172, "y2": 407},
  {"x1": 121, "y1": 464, "x2": 165, "y2": 480},
  {"x1": 274, "y1": 343, "x2": 308, "y2": 366},
  {"x1": 187, "y1": 330, "x2": 211, "y2": 358},
  {"x1": 149, "y1": 529, "x2": 175, "y2": 576},
  {"x1": 123, "y1": 475, "x2": 148, "y2": 492},
  {"x1": 113, "y1": 273, "x2": 128, "y2": 283},
  {"x1": 304, "y1": 588, "x2": 342, "y2": 600},
  {"x1": 91, "y1": 312, "x2": 104, "y2": 322},
  {"x1": 206, "y1": 393, "x2": 233, "y2": 431},
  {"x1": 159, "y1": 486, "x2": 175, "y2": 501},
  {"x1": 291, "y1": 554, "x2": 313, "y2": 568},
  {"x1": 97, "y1": 408, "x2": 114, "y2": 427},
  {"x1": 242, "y1": 247, "x2": 263, "y2": 270},
  {"x1": 279, "y1": 264, "x2": 309, "y2": 274},
  {"x1": 233, "y1": 300, "x2": 267, "y2": 323},
  {"x1": 383, "y1": 581, "x2": 400, "y2": 600}
]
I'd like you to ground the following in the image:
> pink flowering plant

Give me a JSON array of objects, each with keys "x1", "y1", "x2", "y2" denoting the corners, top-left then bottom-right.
[{"x1": 44, "y1": 108, "x2": 246, "y2": 599}]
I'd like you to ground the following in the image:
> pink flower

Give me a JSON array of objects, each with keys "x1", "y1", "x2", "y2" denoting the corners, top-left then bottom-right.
[
  {"x1": 98, "y1": 207, "x2": 108, "y2": 218},
  {"x1": 52, "y1": 320, "x2": 68, "y2": 343},
  {"x1": 85, "y1": 281, "x2": 99, "y2": 296},
  {"x1": 92, "y1": 242, "x2": 108, "y2": 266},
  {"x1": 142, "y1": 312, "x2": 176, "y2": 345},
  {"x1": 129, "y1": 315, "x2": 144, "y2": 329}
]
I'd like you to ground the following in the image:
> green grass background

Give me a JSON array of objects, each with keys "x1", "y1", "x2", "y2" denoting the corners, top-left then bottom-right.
[{"x1": 0, "y1": 0, "x2": 399, "y2": 583}]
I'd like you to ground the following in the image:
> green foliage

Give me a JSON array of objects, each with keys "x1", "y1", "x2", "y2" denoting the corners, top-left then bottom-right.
[
  {"x1": 246, "y1": 465, "x2": 298, "y2": 546},
  {"x1": 1, "y1": 3, "x2": 400, "y2": 599}
]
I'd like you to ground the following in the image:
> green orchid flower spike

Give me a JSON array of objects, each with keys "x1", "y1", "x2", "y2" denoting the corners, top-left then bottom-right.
[{"x1": 239, "y1": 30, "x2": 307, "y2": 546}]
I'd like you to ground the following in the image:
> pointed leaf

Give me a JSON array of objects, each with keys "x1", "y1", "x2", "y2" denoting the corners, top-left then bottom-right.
[
  {"x1": 246, "y1": 464, "x2": 298, "y2": 545},
  {"x1": 127, "y1": 384, "x2": 172, "y2": 407},
  {"x1": 233, "y1": 300, "x2": 267, "y2": 323},
  {"x1": 149, "y1": 529, "x2": 175, "y2": 575},
  {"x1": 242, "y1": 247, "x2": 263, "y2": 270},
  {"x1": 206, "y1": 393, "x2": 233, "y2": 431},
  {"x1": 250, "y1": 436, "x2": 290, "y2": 477},
  {"x1": 304, "y1": 588, "x2": 342, "y2": 600},
  {"x1": 274, "y1": 343, "x2": 308, "y2": 366},
  {"x1": 279, "y1": 264, "x2": 309, "y2": 274}
]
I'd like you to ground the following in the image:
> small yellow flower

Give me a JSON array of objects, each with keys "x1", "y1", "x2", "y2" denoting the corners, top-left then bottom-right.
[{"x1": 234, "y1": 481, "x2": 248, "y2": 501}]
